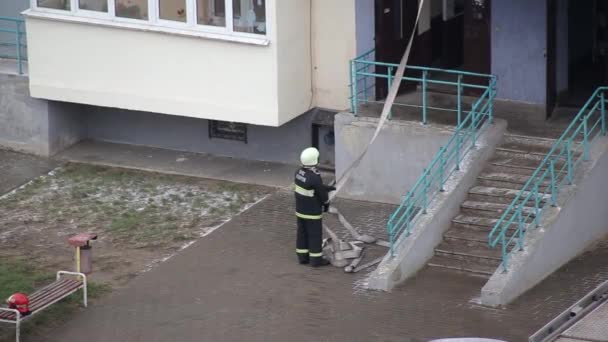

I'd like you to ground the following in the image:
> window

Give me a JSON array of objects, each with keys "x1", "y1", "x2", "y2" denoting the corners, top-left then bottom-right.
[
  {"x1": 79, "y1": 0, "x2": 108, "y2": 12},
  {"x1": 32, "y1": 0, "x2": 268, "y2": 38},
  {"x1": 233, "y1": 0, "x2": 266, "y2": 34},
  {"x1": 116, "y1": 0, "x2": 148, "y2": 20},
  {"x1": 209, "y1": 121, "x2": 247, "y2": 143},
  {"x1": 37, "y1": 0, "x2": 70, "y2": 10},
  {"x1": 160, "y1": 0, "x2": 187, "y2": 23}
]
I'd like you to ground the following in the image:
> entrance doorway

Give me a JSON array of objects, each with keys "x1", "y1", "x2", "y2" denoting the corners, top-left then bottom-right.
[{"x1": 555, "y1": 0, "x2": 608, "y2": 109}]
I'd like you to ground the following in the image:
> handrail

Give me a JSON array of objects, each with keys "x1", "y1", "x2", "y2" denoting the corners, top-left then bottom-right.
[
  {"x1": 386, "y1": 79, "x2": 497, "y2": 255},
  {"x1": 0, "y1": 16, "x2": 27, "y2": 75},
  {"x1": 349, "y1": 48, "x2": 495, "y2": 125},
  {"x1": 488, "y1": 87, "x2": 608, "y2": 272}
]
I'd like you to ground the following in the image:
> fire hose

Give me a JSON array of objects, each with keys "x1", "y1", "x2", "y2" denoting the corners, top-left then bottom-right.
[{"x1": 321, "y1": 0, "x2": 426, "y2": 273}]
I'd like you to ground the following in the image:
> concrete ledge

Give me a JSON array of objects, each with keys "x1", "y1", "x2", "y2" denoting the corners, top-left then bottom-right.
[
  {"x1": 481, "y1": 137, "x2": 608, "y2": 307},
  {"x1": 367, "y1": 119, "x2": 507, "y2": 291}
]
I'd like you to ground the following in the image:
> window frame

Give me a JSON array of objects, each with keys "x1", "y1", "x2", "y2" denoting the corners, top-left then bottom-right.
[{"x1": 29, "y1": 0, "x2": 269, "y2": 41}]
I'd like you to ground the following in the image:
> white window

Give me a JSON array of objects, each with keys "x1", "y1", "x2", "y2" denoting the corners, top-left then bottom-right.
[{"x1": 31, "y1": 0, "x2": 268, "y2": 38}]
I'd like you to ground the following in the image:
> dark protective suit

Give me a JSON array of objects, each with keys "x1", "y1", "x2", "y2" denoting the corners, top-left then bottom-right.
[{"x1": 294, "y1": 166, "x2": 333, "y2": 266}]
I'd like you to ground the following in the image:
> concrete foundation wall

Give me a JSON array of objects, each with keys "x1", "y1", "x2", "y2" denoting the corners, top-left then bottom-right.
[
  {"x1": 0, "y1": 74, "x2": 49, "y2": 155},
  {"x1": 367, "y1": 120, "x2": 507, "y2": 291},
  {"x1": 334, "y1": 113, "x2": 454, "y2": 204},
  {"x1": 481, "y1": 138, "x2": 608, "y2": 307},
  {"x1": 85, "y1": 107, "x2": 315, "y2": 165}
]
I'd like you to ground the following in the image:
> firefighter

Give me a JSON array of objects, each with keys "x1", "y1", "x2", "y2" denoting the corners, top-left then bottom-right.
[{"x1": 294, "y1": 147, "x2": 336, "y2": 267}]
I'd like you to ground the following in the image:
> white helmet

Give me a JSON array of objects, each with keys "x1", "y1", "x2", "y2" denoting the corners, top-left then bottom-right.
[{"x1": 300, "y1": 147, "x2": 320, "y2": 166}]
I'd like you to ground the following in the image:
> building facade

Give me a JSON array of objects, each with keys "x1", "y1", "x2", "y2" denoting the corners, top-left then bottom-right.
[{"x1": 0, "y1": 0, "x2": 604, "y2": 164}]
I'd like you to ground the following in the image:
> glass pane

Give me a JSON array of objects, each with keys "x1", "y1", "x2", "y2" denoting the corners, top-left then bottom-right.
[
  {"x1": 233, "y1": 0, "x2": 266, "y2": 35},
  {"x1": 79, "y1": 0, "x2": 108, "y2": 12},
  {"x1": 159, "y1": 0, "x2": 187, "y2": 23},
  {"x1": 37, "y1": 0, "x2": 70, "y2": 10},
  {"x1": 116, "y1": 0, "x2": 149, "y2": 20},
  {"x1": 197, "y1": 0, "x2": 225, "y2": 27}
]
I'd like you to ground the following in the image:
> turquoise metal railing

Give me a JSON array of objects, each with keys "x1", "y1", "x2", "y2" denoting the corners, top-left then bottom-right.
[
  {"x1": 489, "y1": 87, "x2": 608, "y2": 272},
  {"x1": 0, "y1": 16, "x2": 26, "y2": 75},
  {"x1": 349, "y1": 48, "x2": 495, "y2": 125},
  {"x1": 385, "y1": 77, "x2": 497, "y2": 256}
]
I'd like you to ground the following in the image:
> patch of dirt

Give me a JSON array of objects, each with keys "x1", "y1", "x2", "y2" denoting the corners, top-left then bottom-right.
[{"x1": 0, "y1": 163, "x2": 271, "y2": 287}]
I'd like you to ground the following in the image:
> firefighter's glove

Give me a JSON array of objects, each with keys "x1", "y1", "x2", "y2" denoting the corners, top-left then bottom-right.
[{"x1": 323, "y1": 204, "x2": 330, "y2": 212}]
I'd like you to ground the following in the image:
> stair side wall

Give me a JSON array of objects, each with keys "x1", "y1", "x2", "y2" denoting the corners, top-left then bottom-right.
[
  {"x1": 367, "y1": 119, "x2": 507, "y2": 291},
  {"x1": 481, "y1": 137, "x2": 608, "y2": 307}
]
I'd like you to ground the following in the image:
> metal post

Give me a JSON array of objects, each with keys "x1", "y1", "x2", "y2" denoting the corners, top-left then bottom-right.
[
  {"x1": 501, "y1": 234, "x2": 507, "y2": 273},
  {"x1": 456, "y1": 133, "x2": 461, "y2": 171},
  {"x1": 389, "y1": 232, "x2": 394, "y2": 257},
  {"x1": 423, "y1": 169, "x2": 428, "y2": 214},
  {"x1": 457, "y1": 75, "x2": 462, "y2": 125},
  {"x1": 349, "y1": 60, "x2": 355, "y2": 114},
  {"x1": 534, "y1": 185, "x2": 540, "y2": 227},
  {"x1": 422, "y1": 70, "x2": 428, "y2": 125},
  {"x1": 439, "y1": 147, "x2": 445, "y2": 192},
  {"x1": 550, "y1": 160, "x2": 557, "y2": 206},
  {"x1": 567, "y1": 141, "x2": 573, "y2": 184},
  {"x1": 471, "y1": 110, "x2": 477, "y2": 148},
  {"x1": 583, "y1": 117, "x2": 589, "y2": 161},
  {"x1": 388, "y1": 66, "x2": 393, "y2": 119},
  {"x1": 518, "y1": 210, "x2": 524, "y2": 251},
  {"x1": 363, "y1": 66, "x2": 368, "y2": 104},
  {"x1": 602, "y1": 92, "x2": 606, "y2": 135},
  {"x1": 489, "y1": 79, "x2": 495, "y2": 123},
  {"x1": 16, "y1": 21, "x2": 22, "y2": 75}
]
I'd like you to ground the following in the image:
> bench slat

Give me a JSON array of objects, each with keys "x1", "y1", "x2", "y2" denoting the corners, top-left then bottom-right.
[
  {"x1": 0, "y1": 279, "x2": 83, "y2": 322},
  {"x1": 29, "y1": 282, "x2": 82, "y2": 312}
]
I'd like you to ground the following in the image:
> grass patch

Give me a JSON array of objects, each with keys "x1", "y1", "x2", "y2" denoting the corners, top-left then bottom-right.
[{"x1": 0, "y1": 260, "x2": 110, "y2": 342}]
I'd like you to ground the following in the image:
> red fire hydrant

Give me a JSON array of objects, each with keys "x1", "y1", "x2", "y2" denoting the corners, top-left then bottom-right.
[{"x1": 67, "y1": 233, "x2": 98, "y2": 275}]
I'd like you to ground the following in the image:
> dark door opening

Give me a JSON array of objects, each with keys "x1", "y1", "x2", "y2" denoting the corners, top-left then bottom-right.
[
  {"x1": 374, "y1": 0, "x2": 419, "y2": 99},
  {"x1": 559, "y1": 0, "x2": 608, "y2": 108},
  {"x1": 547, "y1": 0, "x2": 557, "y2": 118},
  {"x1": 463, "y1": 0, "x2": 492, "y2": 95}
]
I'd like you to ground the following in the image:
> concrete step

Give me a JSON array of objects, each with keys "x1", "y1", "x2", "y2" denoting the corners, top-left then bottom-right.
[
  {"x1": 427, "y1": 254, "x2": 498, "y2": 277},
  {"x1": 444, "y1": 226, "x2": 489, "y2": 243},
  {"x1": 477, "y1": 172, "x2": 552, "y2": 191},
  {"x1": 434, "y1": 239, "x2": 503, "y2": 267},
  {"x1": 460, "y1": 200, "x2": 537, "y2": 220},
  {"x1": 451, "y1": 214, "x2": 526, "y2": 235},
  {"x1": 467, "y1": 186, "x2": 550, "y2": 206},
  {"x1": 503, "y1": 134, "x2": 557, "y2": 149}
]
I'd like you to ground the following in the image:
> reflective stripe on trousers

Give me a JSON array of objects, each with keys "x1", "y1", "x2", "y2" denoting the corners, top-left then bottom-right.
[{"x1": 295, "y1": 212, "x2": 322, "y2": 220}]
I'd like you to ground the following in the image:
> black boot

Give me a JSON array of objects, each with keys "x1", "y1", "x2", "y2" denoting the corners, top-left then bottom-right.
[
  {"x1": 297, "y1": 254, "x2": 310, "y2": 265},
  {"x1": 310, "y1": 257, "x2": 331, "y2": 267}
]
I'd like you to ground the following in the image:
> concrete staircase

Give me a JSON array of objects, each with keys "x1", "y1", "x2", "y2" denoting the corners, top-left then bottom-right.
[{"x1": 427, "y1": 134, "x2": 578, "y2": 277}]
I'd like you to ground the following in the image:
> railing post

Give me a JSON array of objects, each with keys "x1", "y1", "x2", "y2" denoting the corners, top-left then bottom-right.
[
  {"x1": 363, "y1": 66, "x2": 368, "y2": 104},
  {"x1": 349, "y1": 60, "x2": 356, "y2": 115},
  {"x1": 455, "y1": 133, "x2": 461, "y2": 171},
  {"x1": 602, "y1": 91, "x2": 606, "y2": 135},
  {"x1": 471, "y1": 109, "x2": 477, "y2": 148},
  {"x1": 501, "y1": 234, "x2": 507, "y2": 273},
  {"x1": 388, "y1": 66, "x2": 393, "y2": 120},
  {"x1": 422, "y1": 70, "x2": 428, "y2": 125},
  {"x1": 439, "y1": 147, "x2": 445, "y2": 192},
  {"x1": 517, "y1": 210, "x2": 524, "y2": 251},
  {"x1": 567, "y1": 140, "x2": 573, "y2": 184},
  {"x1": 16, "y1": 21, "x2": 23, "y2": 75},
  {"x1": 457, "y1": 75, "x2": 463, "y2": 125},
  {"x1": 534, "y1": 185, "x2": 541, "y2": 227},
  {"x1": 583, "y1": 117, "x2": 589, "y2": 161},
  {"x1": 389, "y1": 230, "x2": 394, "y2": 257},
  {"x1": 550, "y1": 159, "x2": 557, "y2": 206},
  {"x1": 489, "y1": 78, "x2": 495, "y2": 123},
  {"x1": 422, "y1": 169, "x2": 428, "y2": 214}
]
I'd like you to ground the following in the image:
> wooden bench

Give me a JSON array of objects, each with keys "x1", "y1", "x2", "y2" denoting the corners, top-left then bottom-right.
[{"x1": 0, "y1": 271, "x2": 87, "y2": 342}]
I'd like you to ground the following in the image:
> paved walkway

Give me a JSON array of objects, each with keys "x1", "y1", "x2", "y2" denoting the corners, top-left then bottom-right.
[
  {"x1": 38, "y1": 192, "x2": 608, "y2": 342},
  {"x1": 57, "y1": 141, "x2": 310, "y2": 189},
  {"x1": 0, "y1": 148, "x2": 56, "y2": 195}
]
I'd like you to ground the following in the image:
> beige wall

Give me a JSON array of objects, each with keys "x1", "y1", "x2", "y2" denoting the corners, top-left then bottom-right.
[
  {"x1": 25, "y1": 0, "x2": 357, "y2": 127},
  {"x1": 312, "y1": 0, "x2": 357, "y2": 111}
]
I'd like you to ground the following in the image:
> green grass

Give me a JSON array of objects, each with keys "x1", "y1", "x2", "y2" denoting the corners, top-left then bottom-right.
[{"x1": 0, "y1": 260, "x2": 110, "y2": 341}]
